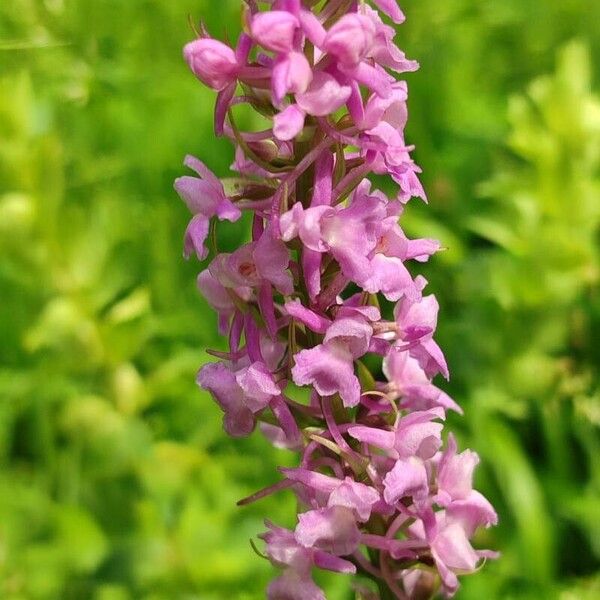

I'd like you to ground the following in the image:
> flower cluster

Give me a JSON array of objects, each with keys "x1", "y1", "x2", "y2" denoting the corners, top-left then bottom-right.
[{"x1": 175, "y1": 1, "x2": 497, "y2": 598}]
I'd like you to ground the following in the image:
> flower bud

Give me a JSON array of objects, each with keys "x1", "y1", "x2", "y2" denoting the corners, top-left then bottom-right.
[
  {"x1": 250, "y1": 10, "x2": 299, "y2": 53},
  {"x1": 183, "y1": 38, "x2": 238, "y2": 90}
]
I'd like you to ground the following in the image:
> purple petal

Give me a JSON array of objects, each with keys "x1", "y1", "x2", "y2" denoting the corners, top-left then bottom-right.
[
  {"x1": 346, "y1": 80, "x2": 365, "y2": 124},
  {"x1": 215, "y1": 81, "x2": 236, "y2": 137},
  {"x1": 174, "y1": 176, "x2": 221, "y2": 215},
  {"x1": 183, "y1": 154, "x2": 222, "y2": 188},
  {"x1": 433, "y1": 522, "x2": 479, "y2": 572},
  {"x1": 348, "y1": 425, "x2": 396, "y2": 450},
  {"x1": 382, "y1": 457, "x2": 429, "y2": 504},
  {"x1": 285, "y1": 299, "x2": 331, "y2": 333},
  {"x1": 297, "y1": 206, "x2": 330, "y2": 251},
  {"x1": 405, "y1": 237, "x2": 441, "y2": 262},
  {"x1": 197, "y1": 362, "x2": 255, "y2": 437},
  {"x1": 372, "y1": 0, "x2": 406, "y2": 24},
  {"x1": 267, "y1": 571, "x2": 326, "y2": 600},
  {"x1": 411, "y1": 338, "x2": 449, "y2": 380},
  {"x1": 396, "y1": 408, "x2": 445, "y2": 459},
  {"x1": 261, "y1": 522, "x2": 310, "y2": 569},
  {"x1": 274, "y1": 104, "x2": 306, "y2": 141},
  {"x1": 312, "y1": 151, "x2": 334, "y2": 207},
  {"x1": 446, "y1": 491, "x2": 498, "y2": 536},
  {"x1": 270, "y1": 395, "x2": 302, "y2": 448},
  {"x1": 323, "y1": 14, "x2": 375, "y2": 67},
  {"x1": 291, "y1": 342, "x2": 361, "y2": 408},
  {"x1": 342, "y1": 61, "x2": 393, "y2": 98},
  {"x1": 235, "y1": 32, "x2": 252, "y2": 63},
  {"x1": 196, "y1": 268, "x2": 234, "y2": 311},
  {"x1": 313, "y1": 551, "x2": 356, "y2": 574},
  {"x1": 327, "y1": 478, "x2": 380, "y2": 521},
  {"x1": 236, "y1": 362, "x2": 279, "y2": 412},
  {"x1": 183, "y1": 214, "x2": 210, "y2": 260},
  {"x1": 347, "y1": 425, "x2": 396, "y2": 449},
  {"x1": 250, "y1": 11, "x2": 299, "y2": 53},
  {"x1": 298, "y1": 9, "x2": 327, "y2": 47},
  {"x1": 324, "y1": 316, "x2": 372, "y2": 359},
  {"x1": 296, "y1": 72, "x2": 352, "y2": 117},
  {"x1": 183, "y1": 38, "x2": 238, "y2": 90},
  {"x1": 401, "y1": 382, "x2": 463, "y2": 414},
  {"x1": 302, "y1": 248, "x2": 322, "y2": 301},
  {"x1": 280, "y1": 467, "x2": 340, "y2": 494},
  {"x1": 366, "y1": 254, "x2": 418, "y2": 301},
  {"x1": 272, "y1": 51, "x2": 313, "y2": 104},
  {"x1": 260, "y1": 423, "x2": 293, "y2": 449},
  {"x1": 279, "y1": 202, "x2": 303, "y2": 241},
  {"x1": 395, "y1": 294, "x2": 439, "y2": 341},
  {"x1": 437, "y1": 434, "x2": 479, "y2": 502},
  {"x1": 295, "y1": 506, "x2": 360, "y2": 555},
  {"x1": 255, "y1": 228, "x2": 294, "y2": 295}
]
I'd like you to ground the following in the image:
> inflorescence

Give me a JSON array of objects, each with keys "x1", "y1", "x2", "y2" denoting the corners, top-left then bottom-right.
[{"x1": 175, "y1": 1, "x2": 498, "y2": 598}]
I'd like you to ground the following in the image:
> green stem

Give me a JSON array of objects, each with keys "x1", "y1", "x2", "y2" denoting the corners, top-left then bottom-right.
[{"x1": 376, "y1": 580, "x2": 398, "y2": 600}]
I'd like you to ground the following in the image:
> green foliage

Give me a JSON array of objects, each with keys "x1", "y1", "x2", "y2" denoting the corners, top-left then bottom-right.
[
  {"x1": 434, "y1": 41, "x2": 600, "y2": 600},
  {"x1": 0, "y1": 1, "x2": 598, "y2": 599}
]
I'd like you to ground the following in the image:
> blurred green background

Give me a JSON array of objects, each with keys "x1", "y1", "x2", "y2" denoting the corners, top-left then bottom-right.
[{"x1": 1, "y1": 1, "x2": 599, "y2": 598}]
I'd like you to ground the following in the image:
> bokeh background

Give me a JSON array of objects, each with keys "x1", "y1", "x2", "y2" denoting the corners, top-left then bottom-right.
[{"x1": 1, "y1": 1, "x2": 599, "y2": 598}]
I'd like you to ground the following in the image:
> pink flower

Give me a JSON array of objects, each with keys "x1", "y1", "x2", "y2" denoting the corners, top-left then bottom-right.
[
  {"x1": 183, "y1": 38, "x2": 239, "y2": 90},
  {"x1": 196, "y1": 269, "x2": 244, "y2": 335},
  {"x1": 382, "y1": 456, "x2": 429, "y2": 504},
  {"x1": 174, "y1": 155, "x2": 241, "y2": 260},
  {"x1": 436, "y1": 434, "x2": 480, "y2": 505},
  {"x1": 250, "y1": 10, "x2": 299, "y2": 53},
  {"x1": 261, "y1": 521, "x2": 356, "y2": 574},
  {"x1": 383, "y1": 349, "x2": 462, "y2": 412},
  {"x1": 365, "y1": 6, "x2": 419, "y2": 73},
  {"x1": 261, "y1": 521, "x2": 356, "y2": 600},
  {"x1": 446, "y1": 490, "x2": 499, "y2": 536},
  {"x1": 236, "y1": 361, "x2": 281, "y2": 412},
  {"x1": 295, "y1": 506, "x2": 361, "y2": 555},
  {"x1": 291, "y1": 308, "x2": 379, "y2": 407},
  {"x1": 409, "y1": 510, "x2": 498, "y2": 596},
  {"x1": 292, "y1": 340, "x2": 361, "y2": 407},
  {"x1": 432, "y1": 521, "x2": 481, "y2": 594},
  {"x1": 296, "y1": 71, "x2": 352, "y2": 115},
  {"x1": 274, "y1": 72, "x2": 351, "y2": 140},
  {"x1": 282, "y1": 468, "x2": 380, "y2": 521},
  {"x1": 280, "y1": 183, "x2": 388, "y2": 283},
  {"x1": 298, "y1": 9, "x2": 395, "y2": 97},
  {"x1": 273, "y1": 104, "x2": 307, "y2": 141},
  {"x1": 209, "y1": 229, "x2": 293, "y2": 295},
  {"x1": 358, "y1": 83, "x2": 427, "y2": 201},
  {"x1": 323, "y1": 14, "x2": 376, "y2": 67},
  {"x1": 394, "y1": 294, "x2": 440, "y2": 344},
  {"x1": 267, "y1": 571, "x2": 325, "y2": 600},
  {"x1": 198, "y1": 359, "x2": 295, "y2": 441},
  {"x1": 272, "y1": 51, "x2": 313, "y2": 104},
  {"x1": 348, "y1": 407, "x2": 445, "y2": 459},
  {"x1": 197, "y1": 362, "x2": 256, "y2": 437}
]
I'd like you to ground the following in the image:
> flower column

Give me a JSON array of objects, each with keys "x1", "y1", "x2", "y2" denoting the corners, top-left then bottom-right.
[{"x1": 175, "y1": 1, "x2": 497, "y2": 598}]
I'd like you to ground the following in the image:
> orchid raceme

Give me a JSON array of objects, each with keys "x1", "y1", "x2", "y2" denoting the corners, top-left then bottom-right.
[{"x1": 175, "y1": 1, "x2": 497, "y2": 597}]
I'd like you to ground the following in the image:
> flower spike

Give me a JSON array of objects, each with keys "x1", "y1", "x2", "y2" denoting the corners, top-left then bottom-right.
[{"x1": 176, "y1": 1, "x2": 497, "y2": 597}]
